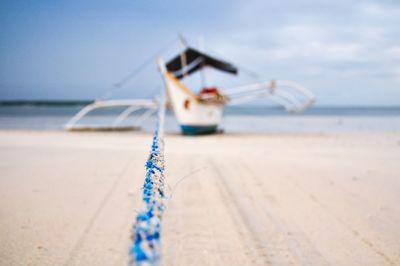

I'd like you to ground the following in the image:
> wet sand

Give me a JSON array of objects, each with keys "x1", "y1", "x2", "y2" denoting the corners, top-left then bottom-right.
[{"x1": 0, "y1": 130, "x2": 399, "y2": 265}]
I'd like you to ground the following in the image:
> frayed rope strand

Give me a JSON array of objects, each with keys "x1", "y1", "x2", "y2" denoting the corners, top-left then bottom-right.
[{"x1": 129, "y1": 89, "x2": 166, "y2": 266}]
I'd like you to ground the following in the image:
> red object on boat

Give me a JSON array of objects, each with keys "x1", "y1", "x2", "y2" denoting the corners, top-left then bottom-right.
[
  {"x1": 198, "y1": 87, "x2": 228, "y2": 104},
  {"x1": 199, "y1": 87, "x2": 219, "y2": 96}
]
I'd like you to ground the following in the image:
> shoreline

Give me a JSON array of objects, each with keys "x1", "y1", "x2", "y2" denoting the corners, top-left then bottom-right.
[{"x1": 0, "y1": 128, "x2": 399, "y2": 138}]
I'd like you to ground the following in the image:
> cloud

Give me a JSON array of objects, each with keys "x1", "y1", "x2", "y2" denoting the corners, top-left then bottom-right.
[
  {"x1": 360, "y1": 2, "x2": 400, "y2": 18},
  {"x1": 386, "y1": 46, "x2": 400, "y2": 59},
  {"x1": 393, "y1": 67, "x2": 400, "y2": 83},
  {"x1": 269, "y1": 42, "x2": 363, "y2": 61}
]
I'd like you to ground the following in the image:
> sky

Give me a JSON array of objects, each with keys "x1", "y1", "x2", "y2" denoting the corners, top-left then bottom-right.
[{"x1": 0, "y1": 0, "x2": 399, "y2": 106}]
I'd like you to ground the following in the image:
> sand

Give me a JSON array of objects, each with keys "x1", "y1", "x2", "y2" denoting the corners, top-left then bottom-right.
[{"x1": 0, "y1": 130, "x2": 399, "y2": 265}]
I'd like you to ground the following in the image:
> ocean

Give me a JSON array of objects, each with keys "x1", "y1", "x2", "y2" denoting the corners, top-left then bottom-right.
[{"x1": 0, "y1": 102, "x2": 399, "y2": 133}]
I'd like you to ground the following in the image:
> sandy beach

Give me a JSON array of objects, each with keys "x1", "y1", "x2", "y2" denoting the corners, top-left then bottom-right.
[{"x1": 0, "y1": 130, "x2": 399, "y2": 265}]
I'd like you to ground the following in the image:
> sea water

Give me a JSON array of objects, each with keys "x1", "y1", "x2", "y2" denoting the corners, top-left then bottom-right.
[{"x1": 0, "y1": 103, "x2": 399, "y2": 133}]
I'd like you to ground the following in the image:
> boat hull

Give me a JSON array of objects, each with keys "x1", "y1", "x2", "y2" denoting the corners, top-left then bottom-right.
[
  {"x1": 180, "y1": 124, "x2": 218, "y2": 135},
  {"x1": 163, "y1": 72, "x2": 224, "y2": 135}
]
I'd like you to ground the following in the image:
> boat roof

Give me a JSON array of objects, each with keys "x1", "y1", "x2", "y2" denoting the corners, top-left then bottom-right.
[{"x1": 166, "y1": 47, "x2": 238, "y2": 79}]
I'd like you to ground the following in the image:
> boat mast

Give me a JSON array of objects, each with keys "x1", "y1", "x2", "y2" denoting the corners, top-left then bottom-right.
[
  {"x1": 178, "y1": 34, "x2": 188, "y2": 79},
  {"x1": 198, "y1": 36, "x2": 207, "y2": 89}
]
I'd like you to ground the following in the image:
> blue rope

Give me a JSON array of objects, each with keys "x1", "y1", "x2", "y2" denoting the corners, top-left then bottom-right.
[{"x1": 129, "y1": 91, "x2": 166, "y2": 266}]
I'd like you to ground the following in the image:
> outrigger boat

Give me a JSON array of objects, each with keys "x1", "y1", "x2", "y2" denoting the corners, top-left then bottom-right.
[{"x1": 65, "y1": 40, "x2": 315, "y2": 135}]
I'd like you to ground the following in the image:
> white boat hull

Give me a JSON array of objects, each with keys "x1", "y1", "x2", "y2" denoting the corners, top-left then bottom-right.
[{"x1": 163, "y1": 72, "x2": 224, "y2": 135}]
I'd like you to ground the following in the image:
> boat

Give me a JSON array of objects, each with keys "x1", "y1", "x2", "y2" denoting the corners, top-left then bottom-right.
[{"x1": 65, "y1": 37, "x2": 315, "y2": 135}]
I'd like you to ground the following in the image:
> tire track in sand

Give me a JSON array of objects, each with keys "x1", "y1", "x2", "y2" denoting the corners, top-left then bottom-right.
[
  {"x1": 63, "y1": 157, "x2": 135, "y2": 266},
  {"x1": 210, "y1": 157, "x2": 330, "y2": 266}
]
